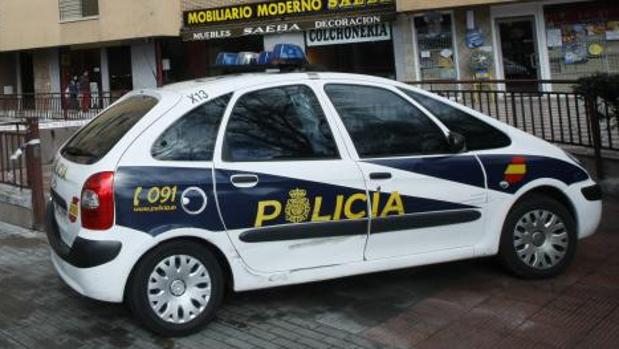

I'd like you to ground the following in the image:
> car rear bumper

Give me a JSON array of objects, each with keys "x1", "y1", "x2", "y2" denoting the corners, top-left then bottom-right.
[
  {"x1": 46, "y1": 201, "x2": 130, "y2": 303},
  {"x1": 46, "y1": 201, "x2": 122, "y2": 268},
  {"x1": 50, "y1": 248, "x2": 126, "y2": 303},
  {"x1": 569, "y1": 180, "x2": 602, "y2": 239}
]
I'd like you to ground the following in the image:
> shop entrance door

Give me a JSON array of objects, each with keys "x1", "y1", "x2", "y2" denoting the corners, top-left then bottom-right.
[
  {"x1": 497, "y1": 17, "x2": 540, "y2": 92},
  {"x1": 19, "y1": 52, "x2": 35, "y2": 109}
]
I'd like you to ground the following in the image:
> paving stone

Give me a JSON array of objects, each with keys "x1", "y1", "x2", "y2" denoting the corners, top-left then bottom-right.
[
  {"x1": 415, "y1": 322, "x2": 503, "y2": 349},
  {"x1": 0, "y1": 198, "x2": 617, "y2": 348},
  {"x1": 575, "y1": 318, "x2": 619, "y2": 348}
]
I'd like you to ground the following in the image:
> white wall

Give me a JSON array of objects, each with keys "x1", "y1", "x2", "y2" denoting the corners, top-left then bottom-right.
[{"x1": 130, "y1": 41, "x2": 157, "y2": 89}]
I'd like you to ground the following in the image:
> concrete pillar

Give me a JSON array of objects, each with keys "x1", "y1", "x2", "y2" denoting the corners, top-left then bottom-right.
[
  {"x1": 263, "y1": 32, "x2": 306, "y2": 51},
  {"x1": 131, "y1": 41, "x2": 157, "y2": 89},
  {"x1": 48, "y1": 48, "x2": 61, "y2": 94},
  {"x1": 100, "y1": 48, "x2": 110, "y2": 93},
  {"x1": 33, "y1": 50, "x2": 52, "y2": 94},
  {"x1": 15, "y1": 52, "x2": 22, "y2": 95},
  {"x1": 392, "y1": 14, "x2": 417, "y2": 82}
]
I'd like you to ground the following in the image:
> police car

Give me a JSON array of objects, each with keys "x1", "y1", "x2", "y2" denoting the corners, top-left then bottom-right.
[{"x1": 46, "y1": 48, "x2": 602, "y2": 336}]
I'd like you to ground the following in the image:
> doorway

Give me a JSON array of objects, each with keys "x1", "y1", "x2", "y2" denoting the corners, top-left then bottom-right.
[
  {"x1": 497, "y1": 16, "x2": 540, "y2": 91},
  {"x1": 19, "y1": 52, "x2": 35, "y2": 109}
]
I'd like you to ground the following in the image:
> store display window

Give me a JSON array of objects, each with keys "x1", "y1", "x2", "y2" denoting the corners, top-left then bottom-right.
[
  {"x1": 545, "y1": 1, "x2": 619, "y2": 80},
  {"x1": 414, "y1": 13, "x2": 458, "y2": 80}
]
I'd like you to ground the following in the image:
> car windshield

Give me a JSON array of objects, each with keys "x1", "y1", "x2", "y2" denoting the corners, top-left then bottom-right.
[{"x1": 61, "y1": 95, "x2": 158, "y2": 164}]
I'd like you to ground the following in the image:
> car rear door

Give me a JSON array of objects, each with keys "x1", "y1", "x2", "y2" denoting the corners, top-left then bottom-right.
[
  {"x1": 213, "y1": 82, "x2": 369, "y2": 273},
  {"x1": 320, "y1": 81, "x2": 487, "y2": 260}
]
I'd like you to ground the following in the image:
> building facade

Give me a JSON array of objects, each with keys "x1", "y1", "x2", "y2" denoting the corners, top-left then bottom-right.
[
  {"x1": 0, "y1": 0, "x2": 617, "y2": 100},
  {"x1": 394, "y1": 0, "x2": 619, "y2": 90},
  {"x1": 172, "y1": 0, "x2": 397, "y2": 80},
  {"x1": 0, "y1": 0, "x2": 181, "y2": 98}
]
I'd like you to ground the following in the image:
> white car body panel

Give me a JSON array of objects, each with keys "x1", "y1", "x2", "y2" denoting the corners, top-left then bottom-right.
[{"x1": 45, "y1": 72, "x2": 602, "y2": 303}]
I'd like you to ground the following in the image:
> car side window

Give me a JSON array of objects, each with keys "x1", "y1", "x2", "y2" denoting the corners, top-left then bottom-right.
[
  {"x1": 399, "y1": 88, "x2": 512, "y2": 150},
  {"x1": 151, "y1": 94, "x2": 231, "y2": 161},
  {"x1": 222, "y1": 85, "x2": 339, "y2": 162},
  {"x1": 324, "y1": 84, "x2": 449, "y2": 158}
]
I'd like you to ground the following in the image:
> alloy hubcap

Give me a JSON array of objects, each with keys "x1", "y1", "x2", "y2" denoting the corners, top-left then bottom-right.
[
  {"x1": 531, "y1": 231, "x2": 545, "y2": 246},
  {"x1": 147, "y1": 255, "x2": 211, "y2": 324},
  {"x1": 513, "y1": 209, "x2": 569, "y2": 270},
  {"x1": 170, "y1": 280, "x2": 186, "y2": 296}
]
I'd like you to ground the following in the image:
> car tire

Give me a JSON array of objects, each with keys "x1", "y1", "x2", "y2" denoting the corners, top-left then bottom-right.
[
  {"x1": 126, "y1": 240, "x2": 224, "y2": 336},
  {"x1": 498, "y1": 194, "x2": 577, "y2": 279}
]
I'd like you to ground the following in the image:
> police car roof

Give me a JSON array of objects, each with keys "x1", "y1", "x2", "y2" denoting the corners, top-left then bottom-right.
[{"x1": 159, "y1": 72, "x2": 398, "y2": 96}]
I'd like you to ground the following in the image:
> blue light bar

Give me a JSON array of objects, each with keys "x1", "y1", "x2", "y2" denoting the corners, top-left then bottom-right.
[
  {"x1": 215, "y1": 52, "x2": 238, "y2": 66},
  {"x1": 271, "y1": 44, "x2": 307, "y2": 64},
  {"x1": 213, "y1": 44, "x2": 308, "y2": 70},
  {"x1": 236, "y1": 52, "x2": 259, "y2": 65},
  {"x1": 258, "y1": 51, "x2": 273, "y2": 65}
]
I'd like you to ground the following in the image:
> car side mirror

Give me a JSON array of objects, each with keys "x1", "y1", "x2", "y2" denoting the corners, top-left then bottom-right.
[{"x1": 448, "y1": 132, "x2": 467, "y2": 153}]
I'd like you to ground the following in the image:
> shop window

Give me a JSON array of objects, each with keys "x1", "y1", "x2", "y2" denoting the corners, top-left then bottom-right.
[
  {"x1": 107, "y1": 46, "x2": 132, "y2": 95},
  {"x1": 306, "y1": 41, "x2": 396, "y2": 79},
  {"x1": 223, "y1": 85, "x2": 339, "y2": 162},
  {"x1": 414, "y1": 13, "x2": 458, "y2": 80},
  {"x1": 325, "y1": 84, "x2": 449, "y2": 158},
  {"x1": 545, "y1": 1, "x2": 619, "y2": 81},
  {"x1": 59, "y1": 0, "x2": 99, "y2": 21}
]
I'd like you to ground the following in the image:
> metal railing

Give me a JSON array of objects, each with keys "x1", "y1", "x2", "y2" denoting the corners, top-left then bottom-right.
[
  {"x1": 0, "y1": 119, "x2": 46, "y2": 229},
  {"x1": 0, "y1": 92, "x2": 120, "y2": 120},
  {"x1": 0, "y1": 122, "x2": 29, "y2": 188},
  {"x1": 408, "y1": 80, "x2": 618, "y2": 155}
]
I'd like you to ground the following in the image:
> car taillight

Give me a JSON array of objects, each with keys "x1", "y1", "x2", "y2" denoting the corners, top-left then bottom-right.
[{"x1": 81, "y1": 171, "x2": 114, "y2": 230}]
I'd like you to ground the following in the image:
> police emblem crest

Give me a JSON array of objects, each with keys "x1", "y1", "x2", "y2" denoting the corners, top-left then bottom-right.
[{"x1": 285, "y1": 188, "x2": 311, "y2": 223}]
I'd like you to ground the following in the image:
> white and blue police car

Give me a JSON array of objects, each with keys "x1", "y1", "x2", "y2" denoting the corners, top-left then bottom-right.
[{"x1": 47, "y1": 47, "x2": 602, "y2": 336}]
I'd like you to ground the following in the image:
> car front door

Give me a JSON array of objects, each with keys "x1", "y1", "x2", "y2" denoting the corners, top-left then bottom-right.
[
  {"x1": 213, "y1": 83, "x2": 369, "y2": 273},
  {"x1": 321, "y1": 82, "x2": 487, "y2": 260}
]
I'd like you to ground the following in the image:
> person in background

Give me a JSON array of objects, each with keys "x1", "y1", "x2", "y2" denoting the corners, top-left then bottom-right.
[
  {"x1": 79, "y1": 70, "x2": 91, "y2": 112},
  {"x1": 68, "y1": 76, "x2": 79, "y2": 110}
]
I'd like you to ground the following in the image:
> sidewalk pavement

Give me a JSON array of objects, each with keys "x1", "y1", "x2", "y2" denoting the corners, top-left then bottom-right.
[{"x1": 0, "y1": 199, "x2": 618, "y2": 349}]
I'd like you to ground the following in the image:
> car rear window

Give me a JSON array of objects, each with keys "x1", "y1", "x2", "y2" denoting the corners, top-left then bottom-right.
[{"x1": 61, "y1": 95, "x2": 158, "y2": 164}]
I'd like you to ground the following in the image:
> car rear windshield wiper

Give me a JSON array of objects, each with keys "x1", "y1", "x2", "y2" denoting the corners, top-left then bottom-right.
[{"x1": 62, "y1": 146, "x2": 96, "y2": 158}]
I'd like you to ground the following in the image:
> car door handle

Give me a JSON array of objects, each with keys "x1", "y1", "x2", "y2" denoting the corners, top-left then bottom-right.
[
  {"x1": 369, "y1": 172, "x2": 392, "y2": 180},
  {"x1": 230, "y1": 174, "x2": 259, "y2": 188}
]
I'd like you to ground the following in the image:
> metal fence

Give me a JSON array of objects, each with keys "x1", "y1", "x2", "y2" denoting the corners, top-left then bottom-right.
[
  {"x1": 0, "y1": 122, "x2": 29, "y2": 188},
  {"x1": 0, "y1": 119, "x2": 46, "y2": 229},
  {"x1": 0, "y1": 81, "x2": 616, "y2": 177},
  {"x1": 0, "y1": 93, "x2": 120, "y2": 120},
  {"x1": 408, "y1": 80, "x2": 618, "y2": 154}
]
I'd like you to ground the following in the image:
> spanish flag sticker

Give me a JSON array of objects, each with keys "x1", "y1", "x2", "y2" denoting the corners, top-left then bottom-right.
[
  {"x1": 69, "y1": 197, "x2": 79, "y2": 223},
  {"x1": 504, "y1": 156, "x2": 527, "y2": 184}
]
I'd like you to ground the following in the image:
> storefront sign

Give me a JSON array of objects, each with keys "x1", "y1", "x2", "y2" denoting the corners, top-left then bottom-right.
[
  {"x1": 306, "y1": 23, "x2": 391, "y2": 46},
  {"x1": 184, "y1": 0, "x2": 394, "y2": 27},
  {"x1": 182, "y1": 0, "x2": 395, "y2": 41},
  {"x1": 184, "y1": 14, "x2": 393, "y2": 41}
]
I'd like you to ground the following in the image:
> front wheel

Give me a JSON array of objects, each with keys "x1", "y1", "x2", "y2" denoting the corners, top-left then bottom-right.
[
  {"x1": 126, "y1": 240, "x2": 224, "y2": 336},
  {"x1": 499, "y1": 194, "x2": 577, "y2": 278}
]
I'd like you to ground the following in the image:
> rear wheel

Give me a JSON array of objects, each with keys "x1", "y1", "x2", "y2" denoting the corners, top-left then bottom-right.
[
  {"x1": 127, "y1": 240, "x2": 224, "y2": 336},
  {"x1": 499, "y1": 194, "x2": 577, "y2": 278}
]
